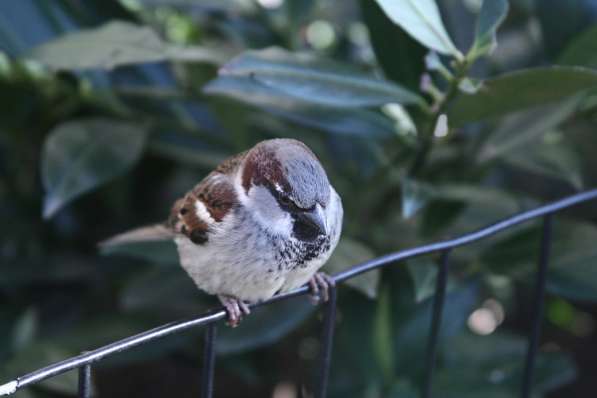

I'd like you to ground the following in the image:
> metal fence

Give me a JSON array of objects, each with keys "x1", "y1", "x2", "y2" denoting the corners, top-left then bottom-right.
[{"x1": 2, "y1": 189, "x2": 597, "y2": 398}]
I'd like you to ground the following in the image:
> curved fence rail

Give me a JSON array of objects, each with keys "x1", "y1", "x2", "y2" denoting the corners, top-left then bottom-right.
[{"x1": 2, "y1": 189, "x2": 597, "y2": 398}]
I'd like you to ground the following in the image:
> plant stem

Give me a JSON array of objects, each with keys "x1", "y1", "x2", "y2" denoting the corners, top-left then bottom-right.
[{"x1": 408, "y1": 59, "x2": 470, "y2": 177}]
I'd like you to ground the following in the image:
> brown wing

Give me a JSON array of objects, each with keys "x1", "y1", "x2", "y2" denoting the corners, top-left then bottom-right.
[{"x1": 167, "y1": 152, "x2": 244, "y2": 245}]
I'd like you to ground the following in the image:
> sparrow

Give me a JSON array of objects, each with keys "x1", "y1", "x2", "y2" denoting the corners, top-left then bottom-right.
[{"x1": 103, "y1": 139, "x2": 343, "y2": 327}]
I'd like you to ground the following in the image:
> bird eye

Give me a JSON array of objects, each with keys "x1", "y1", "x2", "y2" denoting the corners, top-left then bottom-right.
[{"x1": 279, "y1": 195, "x2": 292, "y2": 206}]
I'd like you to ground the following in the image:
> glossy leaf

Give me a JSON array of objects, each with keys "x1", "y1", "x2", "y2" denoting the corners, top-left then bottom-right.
[
  {"x1": 29, "y1": 21, "x2": 227, "y2": 70},
  {"x1": 206, "y1": 48, "x2": 422, "y2": 108},
  {"x1": 467, "y1": 0, "x2": 510, "y2": 60},
  {"x1": 324, "y1": 237, "x2": 379, "y2": 298},
  {"x1": 267, "y1": 106, "x2": 397, "y2": 138},
  {"x1": 41, "y1": 118, "x2": 147, "y2": 218},
  {"x1": 449, "y1": 66, "x2": 597, "y2": 125},
  {"x1": 374, "y1": 0, "x2": 461, "y2": 57}
]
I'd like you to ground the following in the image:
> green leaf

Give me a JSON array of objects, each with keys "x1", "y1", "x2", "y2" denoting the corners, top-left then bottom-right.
[
  {"x1": 147, "y1": 135, "x2": 228, "y2": 169},
  {"x1": 12, "y1": 309, "x2": 37, "y2": 353},
  {"x1": 28, "y1": 21, "x2": 227, "y2": 70},
  {"x1": 324, "y1": 237, "x2": 379, "y2": 298},
  {"x1": 373, "y1": 287, "x2": 394, "y2": 383},
  {"x1": 41, "y1": 118, "x2": 147, "y2": 218},
  {"x1": 216, "y1": 299, "x2": 314, "y2": 355},
  {"x1": 205, "y1": 48, "x2": 422, "y2": 108},
  {"x1": 437, "y1": 332, "x2": 576, "y2": 397},
  {"x1": 467, "y1": 0, "x2": 510, "y2": 60},
  {"x1": 401, "y1": 177, "x2": 434, "y2": 219},
  {"x1": 120, "y1": 268, "x2": 212, "y2": 317},
  {"x1": 504, "y1": 137, "x2": 584, "y2": 190},
  {"x1": 373, "y1": 0, "x2": 461, "y2": 57},
  {"x1": 392, "y1": 279, "x2": 479, "y2": 376},
  {"x1": 267, "y1": 106, "x2": 398, "y2": 139},
  {"x1": 406, "y1": 258, "x2": 438, "y2": 303},
  {"x1": 558, "y1": 24, "x2": 597, "y2": 68},
  {"x1": 387, "y1": 380, "x2": 418, "y2": 398},
  {"x1": 482, "y1": 221, "x2": 597, "y2": 302},
  {"x1": 449, "y1": 66, "x2": 597, "y2": 125},
  {"x1": 2, "y1": 344, "x2": 78, "y2": 395},
  {"x1": 478, "y1": 97, "x2": 581, "y2": 162},
  {"x1": 360, "y1": 0, "x2": 426, "y2": 91}
]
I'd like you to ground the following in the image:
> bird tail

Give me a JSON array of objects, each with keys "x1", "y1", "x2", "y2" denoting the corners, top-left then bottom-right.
[{"x1": 98, "y1": 224, "x2": 174, "y2": 249}]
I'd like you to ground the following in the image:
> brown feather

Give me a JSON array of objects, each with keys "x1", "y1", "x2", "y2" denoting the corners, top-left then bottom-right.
[{"x1": 168, "y1": 152, "x2": 243, "y2": 244}]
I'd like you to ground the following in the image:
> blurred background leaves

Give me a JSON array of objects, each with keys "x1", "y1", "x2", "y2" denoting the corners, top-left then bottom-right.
[{"x1": 2, "y1": 0, "x2": 597, "y2": 397}]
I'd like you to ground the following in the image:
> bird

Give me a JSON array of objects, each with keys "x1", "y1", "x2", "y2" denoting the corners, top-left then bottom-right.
[{"x1": 102, "y1": 138, "x2": 343, "y2": 327}]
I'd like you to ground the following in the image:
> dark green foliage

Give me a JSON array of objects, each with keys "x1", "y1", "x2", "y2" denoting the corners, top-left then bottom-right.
[{"x1": 1, "y1": 0, "x2": 597, "y2": 397}]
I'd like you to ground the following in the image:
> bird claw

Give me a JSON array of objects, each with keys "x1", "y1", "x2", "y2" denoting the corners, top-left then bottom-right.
[
  {"x1": 308, "y1": 272, "x2": 335, "y2": 304},
  {"x1": 218, "y1": 295, "x2": 251, "y2": 327}
]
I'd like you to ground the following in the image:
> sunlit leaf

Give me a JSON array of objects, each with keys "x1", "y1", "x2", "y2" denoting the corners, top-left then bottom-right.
[
  {"x1": 467, "y1": 0, "x2": 510, "y2": 60},
  {"x1": 449, "y1": 66, "x2": 597, "y2": 125},
  {"x1": 374, "y1": 0, "x2": 461, "y2": 57},
  {"x1": 361, "y1": 0, "x2": 426, "y2": 90},
  {"x1": 28, "y1": 21, "x2": 228, "y2": 70},
  {"x1": 41, "y1": 118, "x2": 147, "y2": 218}
]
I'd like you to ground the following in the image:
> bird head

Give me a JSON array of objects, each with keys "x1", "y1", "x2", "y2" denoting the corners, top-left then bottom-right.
[{"x1": 238, "y1": 139, "x2": 332, "y2": 242}]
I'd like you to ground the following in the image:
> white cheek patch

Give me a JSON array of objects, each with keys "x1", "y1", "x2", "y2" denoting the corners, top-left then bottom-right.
[
  {"x1": 246, "y1": 185, "x2": 292, "y2": 236},
  {"x1": 195, "y1": 199, "x2": 216, "y2": 224}
]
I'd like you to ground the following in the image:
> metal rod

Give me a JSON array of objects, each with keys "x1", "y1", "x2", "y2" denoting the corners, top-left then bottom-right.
[
  {"x1": 315, "y1": 284, "x2": 338, "y2": 398},
  {"x1": 78, "y1": 365, "x2": 91, "y2": 398},
  {"x1": 200, "y1": 323, "x2": 217, "y2": 398},
  {"x1": 421, "y1": 250, "x2": 451, "y2": 398},
  {"x1": 1, "y1": 189, "x2": 597, "y2": 395},
  {"x1": 521, "y1": 215, "x2": 552, "y2": 398}
]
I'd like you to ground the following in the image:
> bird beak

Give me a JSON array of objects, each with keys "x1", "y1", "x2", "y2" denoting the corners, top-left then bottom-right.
[{"x1": 299, "y1": 203, "x2": 328, "y2": 236}]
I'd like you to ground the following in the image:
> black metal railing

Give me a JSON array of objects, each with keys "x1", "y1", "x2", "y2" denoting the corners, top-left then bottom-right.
[{"x1": 2, "y1": 189, "x2": 597, "y2": 398}]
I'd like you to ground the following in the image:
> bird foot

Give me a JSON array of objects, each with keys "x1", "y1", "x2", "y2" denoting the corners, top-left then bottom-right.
[
  {"x1": 218, "y1": 295, "x2": 251, "y2": 327},
  {"x1": 308, "y1": 272, "x2": 335, "y2": 304}
]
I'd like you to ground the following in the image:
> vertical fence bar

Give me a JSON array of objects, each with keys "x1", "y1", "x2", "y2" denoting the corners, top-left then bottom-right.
[
  {"x1": 315, "y1": 284, "x2": 338, "y2": 398},
  {"x1": 421, "y1": 249, "x2": 451, "y2": 398},
  {"x1": 78, "y1": 364, "x2": 91, "y2": 398},
  {"x1": 200, "y1": 323, "x2": 217, "y2": 398},
  {"x1": 521, "y1": 215, "x2": 552, "y2": 398}
]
